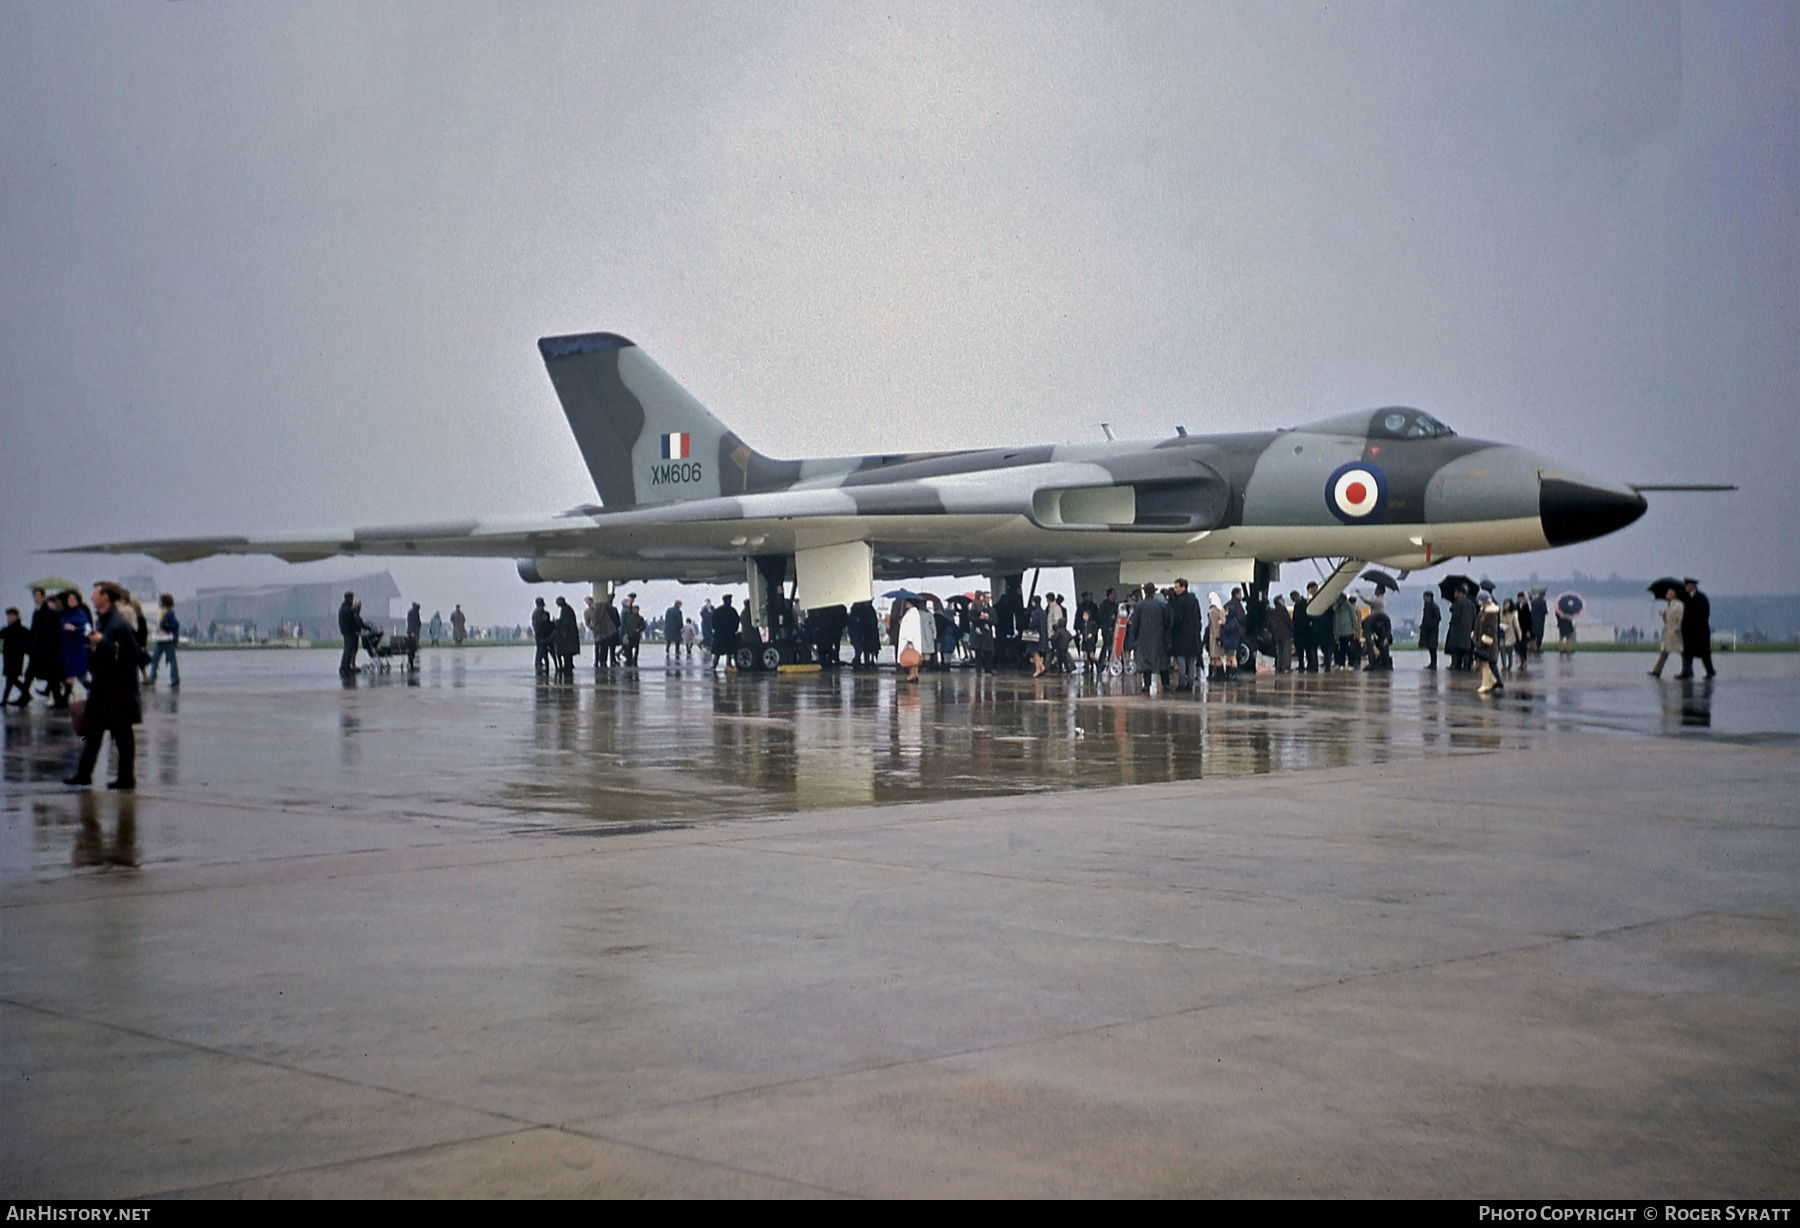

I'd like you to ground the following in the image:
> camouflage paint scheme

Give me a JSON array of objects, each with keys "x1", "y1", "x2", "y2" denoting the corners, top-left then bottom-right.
[{"x1": 62, "y1": 332, "x2": 1647, "y2": 588}]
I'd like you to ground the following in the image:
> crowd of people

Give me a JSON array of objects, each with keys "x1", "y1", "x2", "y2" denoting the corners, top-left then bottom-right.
[
  {"x1": 2, "y1": 582, "x2": 170, "y2": 789},
  {"x1": 501, "y1": 573, "x2": 1721, "y2": 702},
  {"x1": 0, "y1": 569, "x2": 1726, "y2": 794}
]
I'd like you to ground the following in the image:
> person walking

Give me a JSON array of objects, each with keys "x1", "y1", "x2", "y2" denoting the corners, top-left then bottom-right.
[
  {"x1": 61, "y1": 590, "x2": 93, "y2": 699},
  {"x1": 428, "y1": 611, "x2": 443, "y2": 647},
  {"x1": 338, "y1": 592, "x2": 361, "y2": 674},
  {"x1": 65, "y1": 582, "x2": 141, "y2": 790},
  {"x1": 1417, "y1": 591, "x2": 1441, "y2": 670},
  {"x1": 450, "y1": 605, "x2": 467, "y2": 646},
  {"x1": 1556, "y1": 607, "x2": 1576, "y2": 656},
  {"x1": 711, "y1": 594, "x2": 740, "y2": 672},
  {"x1": 1649, "y1": 587, "x2": 1685, "y2": 678},
  {"x1": 1676, "y1": 578, "x2": 1714, "y2": 679},
  {"x1": 148, "y1": 594, "x2": 180, "y2": 688},
  {"x1": 664, "y1": 600, "x2": 684, "y2": 660},
  {"x1": 2, "y1": 607, "x2": 30, "y2": 706},
  {"x1": 1475, "y1": 592, "x2": 1504, "y2": 695},
  {"x1": 406, "y1": 602, "x2": 423, "y2": 670},
  {"x1": 699, "y1": 600, "x2": 715, "y2": 662},
  {"x1": 25, "y1": 588, "x2": 62, "y2": 706}
]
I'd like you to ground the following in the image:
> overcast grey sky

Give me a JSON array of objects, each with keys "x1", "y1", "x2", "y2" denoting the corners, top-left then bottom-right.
[{"x1": 3, "y1": 1, "x2": 1795, "y2": 623}]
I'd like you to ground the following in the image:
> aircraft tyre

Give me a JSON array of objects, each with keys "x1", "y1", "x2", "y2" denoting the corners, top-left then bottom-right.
[
  {"x1": 761, "y1": 646, "x2": 782, "y2": 671},
  {"x1": 734, "y1": 647, "x2": 757, "y2": 671}
]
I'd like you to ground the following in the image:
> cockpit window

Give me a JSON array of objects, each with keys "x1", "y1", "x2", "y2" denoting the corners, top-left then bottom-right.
[{"x1": 1295, "y1": 408, "x2": 1456, "y2": 439}]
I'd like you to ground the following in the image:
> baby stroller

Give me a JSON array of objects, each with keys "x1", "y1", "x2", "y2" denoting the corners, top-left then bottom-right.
[{"x1": 360, "y1": 624, "x2": 417, "y2": 673}]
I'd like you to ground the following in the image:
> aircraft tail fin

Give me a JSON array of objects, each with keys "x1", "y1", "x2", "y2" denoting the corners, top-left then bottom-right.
[{"x1": 537, "y1": 333, "x2": 795, "y2": 508}]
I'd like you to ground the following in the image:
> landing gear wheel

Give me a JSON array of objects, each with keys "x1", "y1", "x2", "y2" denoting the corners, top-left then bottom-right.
[
  {"x1": 761, "y1": 646, "x2": 782, "y2": 671},
  {"x1": 1106, "y1": 658, "x2": 1123, "y2": 677},
  {"x1": 734, "y1": 647, "x2": 756, "y2": 671},
  {"x1": 1236, "y1": 643, "x2": 1254, "y2": 670}
]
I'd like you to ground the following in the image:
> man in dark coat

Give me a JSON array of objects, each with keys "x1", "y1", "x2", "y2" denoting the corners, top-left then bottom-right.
[
  {"x1": 664, "y1": 601, "x2": 684, "y2": 660},
  {"x1": 1167, "y1": 579, "x2": 1203, "y2": 690},
  {"x1": 1096, "y1": 588, "x2": 1119, "y2": 668},
  {"x1": 3, "y1": 606, "x2": 31, "y2": 706},
  {"x1": 554, "y1": 596, "x2": 580, "y2": 676},
  {"x1": 405, "y1": 602, "x2": 423, "y2": 670},
  {"x1": 621, "y1": 595, "x2": 645, "y2": 666},
  {"x1": 594, "y1": 594, "x2": 622, "y2": 666},
  {"x1": 1446, "y1": 585, "x2": 1476, "y2": 671},
  {"x1": 337, "y1": 591, "x2": 360, "y2": 674},
  {"x1": 711, "y1": 594, "x2": 741, "y2": 672},
  {"x1": 531, "y1": 597, "x2": 553, "y2": 675},
  {"x1": 66, "y1": 582, "x2": 141, "y2": 789},
  {"x1": 1418, "y1": 591, "x2": 1442, "y2": 670},
  {"x1": 1127, "y1": 584, "x2": 1170, "y2": 693},
  {"x1": 1530, "y1": 590, "x2": 1549, "y2": 649},
  {"x1": 1294, "y1": 584, "x2": 1318, "y2": 673},
  {"x1": 28, "y1": 587, "x2": 66, "y2": 700},
  {"x1": 1677, "y1": 578, "x2": 1715, "y2": 679},
  {"x1": 1266, "y1": 595, "x2": 1295, "y2": 673}
]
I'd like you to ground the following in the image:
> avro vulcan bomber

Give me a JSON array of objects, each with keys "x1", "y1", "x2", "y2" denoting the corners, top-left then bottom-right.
[{"x1": 65, "y1": 332, "x2": 1665, "y2": 620}]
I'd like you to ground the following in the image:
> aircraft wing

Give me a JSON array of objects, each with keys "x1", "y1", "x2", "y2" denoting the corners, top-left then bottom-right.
[{"x1": 51, "y1": 466, "x2": 1106, "y2": 581}]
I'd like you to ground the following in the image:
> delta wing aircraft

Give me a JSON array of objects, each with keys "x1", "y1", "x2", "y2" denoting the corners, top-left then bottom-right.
[{"x1": 65, "y1": 331, "x2": 1659, "y2": 618}]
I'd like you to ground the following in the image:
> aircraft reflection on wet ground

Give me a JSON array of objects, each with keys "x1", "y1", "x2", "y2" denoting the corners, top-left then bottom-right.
[{"x1": 2, "y1": 649, "x2": 1796, "y2": 881}]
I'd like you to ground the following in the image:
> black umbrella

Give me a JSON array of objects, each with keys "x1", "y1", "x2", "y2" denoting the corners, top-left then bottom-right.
[
  {"x1": 1437, "y1": 574, "x2": 1476, "y2": 600},
  {"x1": 1360, "y1": 569, "x2": 1400, "y2": 594},
  {"x1": 1647, "y1": 577, "x2": 1683, "y2": 599}
]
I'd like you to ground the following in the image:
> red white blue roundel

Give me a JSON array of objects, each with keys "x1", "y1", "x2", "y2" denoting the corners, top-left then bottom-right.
[{"x1": 1326, "y1": 461, "x2": 1387, "y2": 523}]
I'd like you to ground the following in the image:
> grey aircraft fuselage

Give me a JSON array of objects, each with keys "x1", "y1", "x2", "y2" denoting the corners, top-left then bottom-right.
[{"x1": 62, "y1": 332, "x2": 1649, "y2": 602}]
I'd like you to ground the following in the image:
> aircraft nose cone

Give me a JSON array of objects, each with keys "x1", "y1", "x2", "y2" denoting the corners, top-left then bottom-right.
[{"x1": 1540, "y1": 478, "x2": 1648, "y2": 546}]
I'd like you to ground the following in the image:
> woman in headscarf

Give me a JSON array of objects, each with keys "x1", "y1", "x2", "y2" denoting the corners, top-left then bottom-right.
[
  {"x1": 1649, "y1": 587, "x2": 1685, "y2": 679},
  {"x1": 1475, "y1": 591, "x2": 1505, "y2": 695},
  {"x1": 60, "y1": 589, "x2": 92, "y2": 698},
  {"x1": 1205, "y1": 592, "x2": 1225, "y2": 679}
]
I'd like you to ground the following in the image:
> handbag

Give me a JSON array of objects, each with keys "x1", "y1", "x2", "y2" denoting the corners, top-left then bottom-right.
[
  {"x1": 70, "y1": 697, "x2": 86, "y2": 737},
  {"x1": 898, "y1": 643, "x2": 922, "y2": 670}
]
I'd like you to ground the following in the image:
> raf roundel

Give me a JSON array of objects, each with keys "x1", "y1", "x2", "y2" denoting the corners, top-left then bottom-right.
[{"x1": 1325, "y1": 461, "x2": 1388, "y2": 523}]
